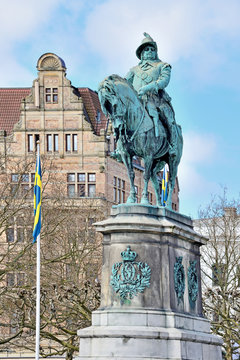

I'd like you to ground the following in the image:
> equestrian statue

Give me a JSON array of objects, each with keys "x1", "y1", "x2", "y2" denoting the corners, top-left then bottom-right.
[{"x1": 98, "y1": 33, "x2": 183, "y2": 209}]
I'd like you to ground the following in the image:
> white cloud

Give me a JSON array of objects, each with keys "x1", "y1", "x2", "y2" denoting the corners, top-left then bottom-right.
[
  {"x1": 182, "y1": 132, "x2": 217, "y2": 165},
  {"x1": 0, "y1": 0, "x2": 64, "y2": 86},
  {"x1": 0, "y1": 0, "x2": 239, "y2": 88},
  {"x1": 0, "y1": 1, "x2": 59, "y2": 43},
  {"x1": 178, "y1": 131, "x2": 218, "y2": 198},
  {"x1": 177, "y1": 131, "x2": 220, "y2": 216},
  {"x1": 84, "y1": 0, "x2": 240, "y2": 85}
]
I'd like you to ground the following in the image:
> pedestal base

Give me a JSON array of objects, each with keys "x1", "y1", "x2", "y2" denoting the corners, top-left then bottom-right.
[
  {"x1": 76, "y1": 310, "x2": 222, "y2": 360},
  {"x1": 76, "y1": 206, "x2": 222, "y2": 359}
]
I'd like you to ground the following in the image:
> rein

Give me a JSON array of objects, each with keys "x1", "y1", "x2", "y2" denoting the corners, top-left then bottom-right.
[
  {"x1": 108, "y1": 78, "x2": 147, "y2": 143},
  {"x1": 124, "y1": 99, "x2": 146, "y2": 143},
  {"x1": 129, "y1": 99, "x2": 146, "y2": 142}
]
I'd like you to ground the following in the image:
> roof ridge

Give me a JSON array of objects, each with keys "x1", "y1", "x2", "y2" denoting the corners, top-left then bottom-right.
[
  {"x1": 0, "y1": 87, "x2": 31, "y2": 90},
  {"x1": 78, "y1": 87, "x2": 97, "y2": 93}
]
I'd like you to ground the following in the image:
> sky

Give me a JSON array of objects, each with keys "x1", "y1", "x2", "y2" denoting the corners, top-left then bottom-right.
[{"x1": 0, "y1": 0, "x2": 239, "y2": 218}]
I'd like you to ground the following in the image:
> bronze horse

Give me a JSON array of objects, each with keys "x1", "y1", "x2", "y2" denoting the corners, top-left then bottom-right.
[{"x1": 98, "y1": 74, "x2": 183, "y2": 209}]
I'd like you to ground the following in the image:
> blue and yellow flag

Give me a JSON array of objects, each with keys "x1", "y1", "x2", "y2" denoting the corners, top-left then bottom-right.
[
  {"x1": 32, "y1": 153, "x2": 42, "y2": 243},
  {"x1": 161, "y1": 166, "x2": 168, "y2": 206}
]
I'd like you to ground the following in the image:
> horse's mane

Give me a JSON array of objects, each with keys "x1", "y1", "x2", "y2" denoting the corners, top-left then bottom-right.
[
  {"x1": 99, "y1": 74, "x2": 128, "y2": 91},
  {"x1": 106, "y1": 74, "x2": 139, "y2": 98}
]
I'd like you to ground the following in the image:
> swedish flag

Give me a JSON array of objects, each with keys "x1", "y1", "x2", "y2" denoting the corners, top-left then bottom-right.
[
  {"x1": 161, "y1": 166, "x2": 168, "y2": 206},
  {"x1": 32, "y1": 153, "x2": 42, "y2": 243}
]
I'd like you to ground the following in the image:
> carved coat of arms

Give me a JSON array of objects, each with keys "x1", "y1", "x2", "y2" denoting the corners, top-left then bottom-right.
[{"x1": 110, "y1": 246, "x2": 151, "y2": 301}]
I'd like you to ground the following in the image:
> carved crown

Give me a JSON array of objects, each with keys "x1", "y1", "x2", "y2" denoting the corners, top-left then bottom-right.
[{"x1": 121, "y1": 246, "x2": 137, "y2": 262}]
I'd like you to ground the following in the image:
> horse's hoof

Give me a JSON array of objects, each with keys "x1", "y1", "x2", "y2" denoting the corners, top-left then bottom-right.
[
  {"x1": 140, "y1": 197, "x2": 150, "y2": 205},
  {"x1": 126, "y1": 196, "x2": 136, "y2": 204}
]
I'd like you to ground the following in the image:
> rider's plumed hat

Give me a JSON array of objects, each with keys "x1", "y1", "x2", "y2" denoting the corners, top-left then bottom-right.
[{"x1": 136, "y1": 33, "x2": 158, "y2": 59}]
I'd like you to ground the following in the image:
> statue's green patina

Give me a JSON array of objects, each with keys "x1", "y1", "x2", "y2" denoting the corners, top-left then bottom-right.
[
  {"x1": 110, "y1": 246, "x2": 152, "y2": 302},
  {"x1": 174, "y1": 256, "x2": 185, "y2": 304},
  {"x1": 188, "y1": 260, "x2": 198, "y2": 308},
  {"x1": 98, "y1": 33, "x2": 183, "y2": 208}
]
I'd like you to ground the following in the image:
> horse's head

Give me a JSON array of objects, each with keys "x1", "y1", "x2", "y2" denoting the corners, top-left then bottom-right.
[{"x1": 98, "y1": 75, "x2": 127, "y2": 131}]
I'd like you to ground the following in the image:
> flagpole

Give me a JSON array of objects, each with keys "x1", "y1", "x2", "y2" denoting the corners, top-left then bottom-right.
[
  {"x1": 35, "y1": 233, "x2": 40, "y2": 360},
  {"x1": 35, "y1": 141, "x2": 41, "y2": 360}
]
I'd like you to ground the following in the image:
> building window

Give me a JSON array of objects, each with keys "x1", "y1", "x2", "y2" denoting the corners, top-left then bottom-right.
[
  {"x1": 147, "y1": 192, "x2": 153, "y2": 205},
  {"x1": 78, "y1": 173, "x2": 85, "y2": 197},
  {"x1": 6, "y1": 273, "x2": 25, "y2": 287},
  {"x1": 17, "y1": 227, "x2": 24, "y2": 243},
  {"x1": 73, "y1": 134, "x2": 77, "y2": 152},
  {"x1": 6, "y1": 228, "x2": 14, "y2": 243},
  {"x1": 47, "y1": 134, "x2": 52, "y2": 152},
  {"x1": 65, "y1": 134, "x2": 78, "y2": 153},
  {"x1": 28, "y1": 134, "x2": 33, "y2": 152},
  {"x1": 10, "y1": 173, "x2": 32, "y2": 197},
  {"x1": 10, "y1": 174, "x2": 18, "y2": 196},
  {"x1": 113, "y1": 177, "x2": 125, "y2": 204},
  {"x1": 135, "y1": 186, "x2": 139, "y2": 203},
  {"x1": 45, "y1": 88, "x2": 58, "y2": 103},
  {"x1": 28, "y1": 134, "x2": 40, "y2": 152},
  {"x1": 88, "y1": 184, "x2": 96, "y2": 197},
  {"x1": 21, "y1": 174, "x2": 29, "y2": 196},
  {"x1": 6, "y1": 273, "x2": 15, "y2": 287},
  {"x1": 47, "y1": 134, "x2": 59, "y2": 152},
  {"x1": 10, "y1": 173, "x2": 34, "y2": 198},
  {"x1": 6, "y1": 215, "x2": 31, "y2": 243},
  {"x1": 54, "y1": 134, "x2": 59, "y2": 152},
  {"x1": 17, "y1": 273, "x2": 25, "y2": 286},
  {"x1": 67, "y1": 173, "x2": 96, "y2": 198},
  {"x1": 88, "y1": 173, "x2": 96, "y2": 182},
  {"x1": 66, "y1": 134, "x2": 71, "y2": 152},
  {"x1": 67, "y1": 173, "x2": 75, "y2": 198},
  {"x1": 53, "y1": 88, "x2": 58, "y2": 103}
]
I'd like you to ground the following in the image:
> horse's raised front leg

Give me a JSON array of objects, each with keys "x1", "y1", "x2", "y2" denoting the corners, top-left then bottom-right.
[{"x1": 141, "y1": 155, "x2": 153, "y2": 205}]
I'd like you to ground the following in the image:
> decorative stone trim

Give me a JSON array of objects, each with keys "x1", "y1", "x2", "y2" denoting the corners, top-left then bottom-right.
[
  {"x1": 174, "y1": 256, "x2": 185, "y2": 304},
  {"x1": 188, "y1": 260, "x2": 198, "y2": 307}
]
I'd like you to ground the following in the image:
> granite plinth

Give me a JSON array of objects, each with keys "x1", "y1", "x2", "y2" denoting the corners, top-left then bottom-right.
[{"x1": 76, "y1": 205, "x2": 222, "y2": 359}]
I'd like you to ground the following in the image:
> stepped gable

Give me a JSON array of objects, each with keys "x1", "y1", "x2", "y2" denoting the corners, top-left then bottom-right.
[
  {"x1": 78, "y1": 88, "x2": 107, "y2": 135},
  {"x1": 0, "y1": 88, "x2": 30, "y2": 135}
]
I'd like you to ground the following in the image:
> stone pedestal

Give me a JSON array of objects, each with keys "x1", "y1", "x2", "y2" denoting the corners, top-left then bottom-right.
[{"x1": 76, "y1": 205, "x2": 222, "y2": 359}]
